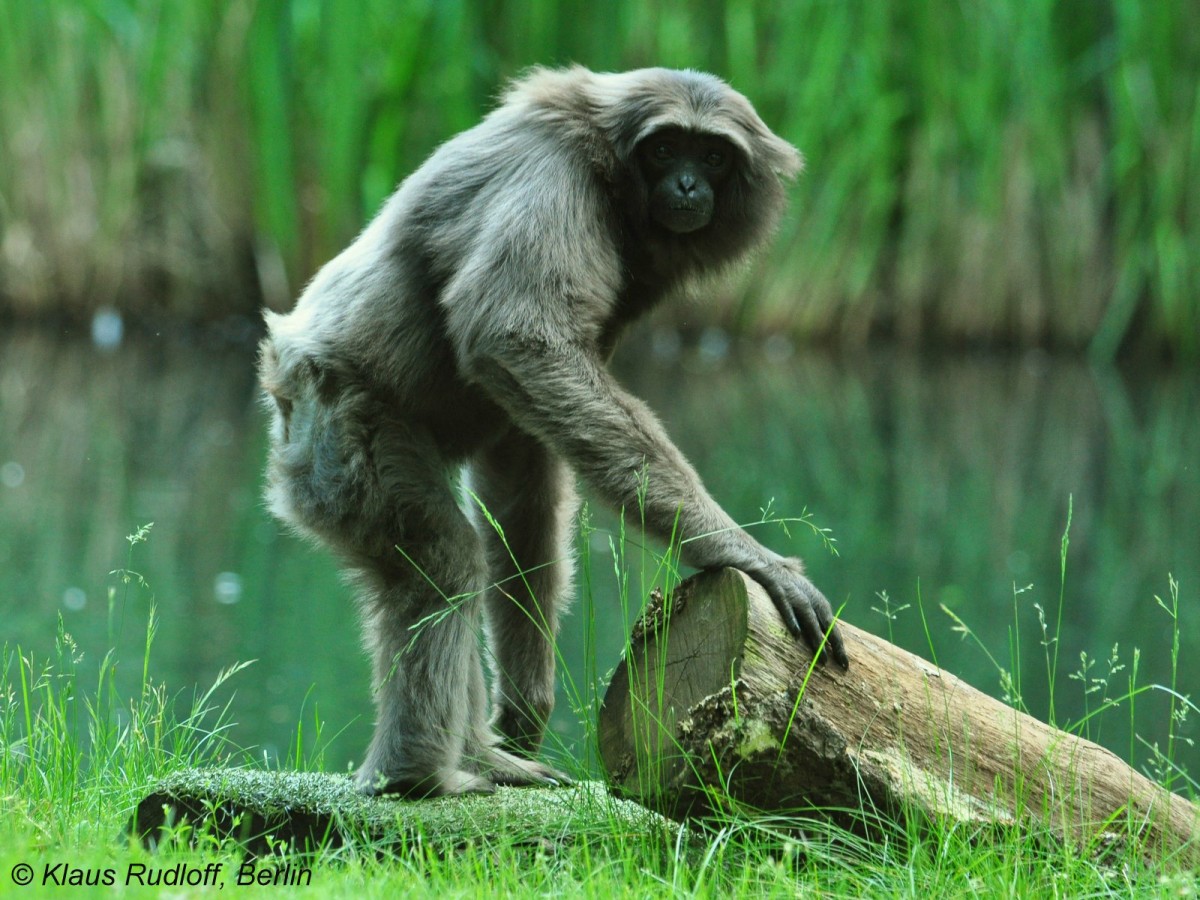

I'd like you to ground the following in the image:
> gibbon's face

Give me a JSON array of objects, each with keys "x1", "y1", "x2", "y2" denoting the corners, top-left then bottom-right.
[{"x1": 637, "y1": 128, "x2": 736, "y2": 234}]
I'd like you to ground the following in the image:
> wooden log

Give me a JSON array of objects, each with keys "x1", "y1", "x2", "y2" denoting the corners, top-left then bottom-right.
[{"x1": 598, "y1": 568, "x2": 1199, "y2": 861}]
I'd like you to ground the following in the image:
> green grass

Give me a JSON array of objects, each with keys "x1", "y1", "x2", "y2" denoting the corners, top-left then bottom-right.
[
  {"x1": 1, "y1": 514, "x2": 1196, "y2": 897},
  {"x1": 0, "y1": 1, "x2": 1196, "y2": 357}
]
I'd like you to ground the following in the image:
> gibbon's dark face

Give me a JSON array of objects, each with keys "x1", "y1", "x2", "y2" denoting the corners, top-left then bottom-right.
[{"x1": 638, "y1": 128, "x2": 736, "y2": 234}]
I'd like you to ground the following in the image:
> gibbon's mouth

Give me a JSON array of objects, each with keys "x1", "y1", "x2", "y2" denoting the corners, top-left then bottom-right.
[{"x1": 661, "y1": 206, "x2": 711, "y2": 233}]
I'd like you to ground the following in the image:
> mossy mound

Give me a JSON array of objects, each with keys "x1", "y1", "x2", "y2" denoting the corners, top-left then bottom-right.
[{"x1": 130, "y1": 768, "x2": 678, "y2": 855}]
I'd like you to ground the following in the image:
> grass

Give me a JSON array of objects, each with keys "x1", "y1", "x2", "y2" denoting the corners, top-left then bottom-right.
[
  {"x1": 0, "y1": 1, "x2": 1197, "y2": 357},
  {"x1": 1, "y1": 512, "x2": 1196, "y2": 896}
]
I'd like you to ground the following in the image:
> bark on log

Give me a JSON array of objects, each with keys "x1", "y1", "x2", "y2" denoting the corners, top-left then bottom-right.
[{"x1": 598, "y1": 568, "x2": 1199, "y2": 861}]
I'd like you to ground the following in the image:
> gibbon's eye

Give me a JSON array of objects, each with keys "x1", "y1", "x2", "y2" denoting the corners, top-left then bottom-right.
[
  {"x1": 705, "y1": 150, "x2": 726, "y2": 168},
  {"x1": 653, "y1": 143, "x2": 672, "y2": 161}
]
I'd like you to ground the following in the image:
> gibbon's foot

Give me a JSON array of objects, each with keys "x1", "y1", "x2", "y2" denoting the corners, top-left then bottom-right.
[
  {"x1": 479, "y1": 746, "x2": 573, "y2": 788},
  {"x1": 357, "y1": 768, "x2": 496, "y2": 799}
]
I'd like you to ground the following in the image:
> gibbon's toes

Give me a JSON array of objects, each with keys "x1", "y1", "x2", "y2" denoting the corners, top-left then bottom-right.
[
  {"x1": 485, "y1": 749, "x2": 573, "y2": 788},
  {"x1": 358, "y1": 769, "x2": 497, "y2": 799},
  {"x1": 538, "y1": 764, "x2": 574, "y2": 787}
]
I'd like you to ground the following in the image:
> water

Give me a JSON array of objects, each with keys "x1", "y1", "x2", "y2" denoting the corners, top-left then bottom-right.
[{"x1": 1, "y1": 325, "x2": 1197, "y2": 784}]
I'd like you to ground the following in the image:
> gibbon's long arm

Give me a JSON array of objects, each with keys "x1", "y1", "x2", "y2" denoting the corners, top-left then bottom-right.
[{"x1": 462, "y1": 337, "x2": 849, "y2": 669}]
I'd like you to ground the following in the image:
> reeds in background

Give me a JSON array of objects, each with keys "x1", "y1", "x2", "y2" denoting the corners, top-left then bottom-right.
[{"x1": 0, "y1": 0, "x2": 1196, "y2": 357}]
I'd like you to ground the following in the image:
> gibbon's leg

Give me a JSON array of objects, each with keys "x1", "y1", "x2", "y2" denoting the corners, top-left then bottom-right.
[
  {"x1": 469, "y1": 427, "x2": 578, "y2": 756},
  {"x1": 355, "y1": 505, "x2": 565, "y2": 794},
  {"x1": 266, "y1": 384, "x2": 504, "y2": 796},
  {"x1": 355, "y1": 551, "x2": 491, "y2": 798},
  {"x1": 337, "y1": 425, "x2": 495, "y2": 797}
]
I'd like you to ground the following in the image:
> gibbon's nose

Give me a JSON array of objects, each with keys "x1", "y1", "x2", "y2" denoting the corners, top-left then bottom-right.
[{"x1": 677, "y1": 173, "x2": 698, "y2": 196}]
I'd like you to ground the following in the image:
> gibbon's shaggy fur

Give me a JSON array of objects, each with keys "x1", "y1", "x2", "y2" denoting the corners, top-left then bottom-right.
[{"x1": 259, "y1": 66, "x2": 848, "y2": 797}]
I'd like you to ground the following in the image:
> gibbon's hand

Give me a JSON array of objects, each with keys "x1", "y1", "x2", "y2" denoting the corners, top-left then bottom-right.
[{"x1": 747, "y1": 558, "x2": 849, "y2": 670}]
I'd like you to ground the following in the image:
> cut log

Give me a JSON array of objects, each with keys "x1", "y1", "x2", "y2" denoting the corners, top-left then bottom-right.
[{"x1": 598, "y1": 568, "x2": 1199, "y2": 861}]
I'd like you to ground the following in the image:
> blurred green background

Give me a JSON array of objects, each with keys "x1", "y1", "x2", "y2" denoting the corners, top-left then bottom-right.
[{"x1": 1, "y1": 0, "x2": 1197, "y2": 356}]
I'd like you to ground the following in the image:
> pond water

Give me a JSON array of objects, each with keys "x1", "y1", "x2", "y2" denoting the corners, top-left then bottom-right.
[{"x1": 1, "y1": 324, "x2": 1197, "y2": 785}]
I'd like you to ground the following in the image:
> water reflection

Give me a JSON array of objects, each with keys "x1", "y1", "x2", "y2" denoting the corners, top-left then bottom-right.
[{"x1": 0, "y1": 326, "x2": 1196, "y2": 782}]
